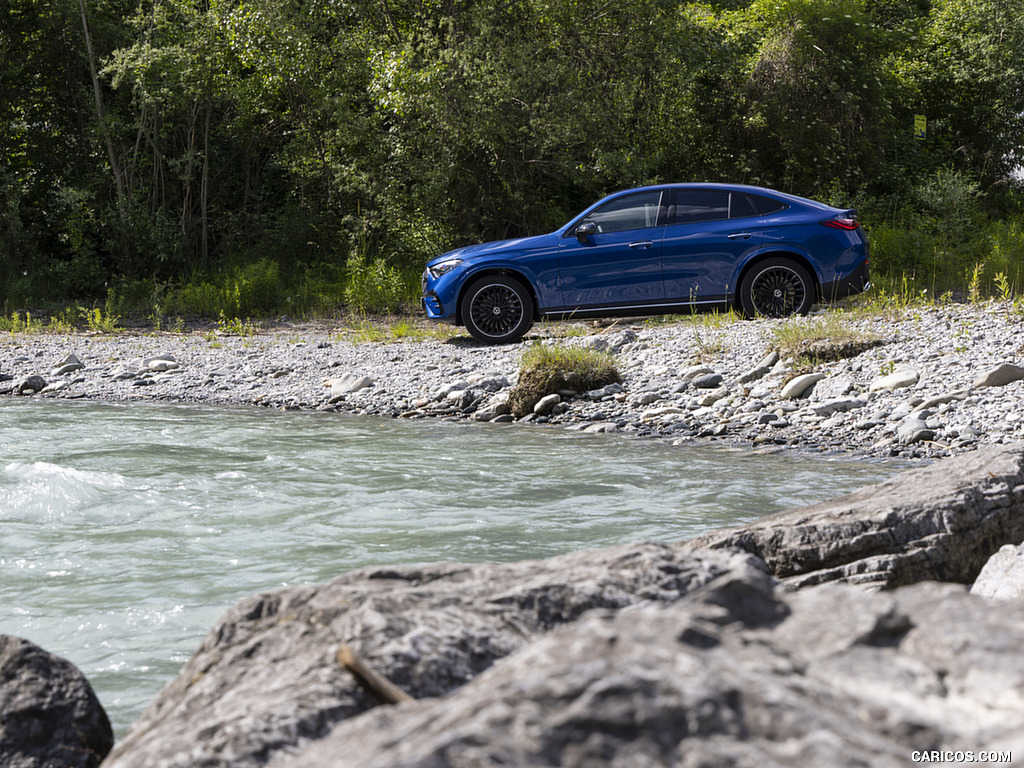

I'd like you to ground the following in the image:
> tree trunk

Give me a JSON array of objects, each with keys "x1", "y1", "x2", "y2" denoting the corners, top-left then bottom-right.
[{"x1": 78, "y1": 0, "x2": 126, "y2": 215}]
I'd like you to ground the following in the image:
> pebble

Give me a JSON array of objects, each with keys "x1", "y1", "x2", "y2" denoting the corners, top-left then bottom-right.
[{"x1": 3, "y1": 303, "x2": 1024, "y2": 461}]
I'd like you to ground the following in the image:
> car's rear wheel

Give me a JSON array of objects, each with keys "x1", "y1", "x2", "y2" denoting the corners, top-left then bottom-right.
[
  {"x1": 461, "y1": 275, "x2": 533, "y2": 344},
  {"x1": 739, "y1": 258, "x2": 815, "y2": 318}
]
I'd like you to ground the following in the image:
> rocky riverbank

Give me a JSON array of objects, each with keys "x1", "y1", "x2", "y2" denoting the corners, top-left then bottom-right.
[{"x1": 3, "y1": 302, "x2": 1024, "y2": 460}]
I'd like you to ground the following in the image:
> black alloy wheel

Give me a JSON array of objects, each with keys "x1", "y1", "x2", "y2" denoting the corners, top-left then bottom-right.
[
  {"x1": 461, "y1": 275, "x2": 533, "y2": 344},
  {"x1": 739, "y1": 258, "x2": 814, "y2": 318}
]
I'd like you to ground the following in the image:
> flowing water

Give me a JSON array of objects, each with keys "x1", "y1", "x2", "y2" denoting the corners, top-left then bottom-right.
[{"x1": 0, "y1": 398, "x2": 897, "y2": 736}]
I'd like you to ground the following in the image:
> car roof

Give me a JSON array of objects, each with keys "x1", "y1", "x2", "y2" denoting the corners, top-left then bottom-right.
[{"x1": 608, "y1": 182, "x2": 829, "y2": 208}]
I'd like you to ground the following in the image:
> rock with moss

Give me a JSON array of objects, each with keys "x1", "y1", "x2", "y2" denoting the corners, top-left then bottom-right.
[{"x1": 507, "y1": 344, "x2": 620, "y2": 418}]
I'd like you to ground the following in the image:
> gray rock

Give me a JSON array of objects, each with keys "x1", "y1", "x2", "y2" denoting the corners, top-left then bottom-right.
[
  {"x1": 808, "y1": 374, "x2": 856, "y2": 401},
  {"x1": 736, "y1": 351, "x2": 779, "y2": 384},
  {"x1": 691, "y1": 442, "x2": 1024, "y2": 589},
  {"x1": 328, "y1": 373, "x2": 374, "y2": 401},
  {"x1": 631, "y1": 391, "x2": 661, "y2": 406},
  {"x1": 533, "y1": 393, "x2": 561, "y2": 415},
  {"x1": 915, "y1": 389, "x2": 970, "y2": 411},
  {"x1": 52, "y1": 354, "x2": 85, "y2": 376},
  {"x1": 811, "y1": 398, "x2": 864, "y2": 417},
  {"x1": 15, "y1": 375, "x2": 46, "y2": 395},
  {"x1": 974, "y1": 363, "x2": 1024, "y2": 388},
  {"x1": 101, "y1": 544, "x2": 752, "y2": 768},
  {"x1": 146, "y1": 359, "x2": 180, "y2": 372},
  {"x1": 641, "y1": 405, "x2": 685, "y2": 421},
  {"x1": 897, "y1": 417, "x2": 935, "y2": 445},
  {"x1": 67, "y1": 445, "x2": 1024, "y2": 768},
  {"x1": 691, "y1": 373, "x2": 724, "y2": 389},
  {"x1": 583, "y1": 328, "x2": 637, "y2": 353},
  {"x1": 869, "y1": 368, "x2": 920, "y2": 392},
  {"x1": 473, "y1": 400, "x2": 510, "y2": 422},
  {"x1": 293, "y1": 578, "x2": 1024, "y2": 768},
  {"x1": 585, "y1": 383, "x2": 623, "y2": 399},
  {"x1": 0, "y1": 635, "x2": 113, "y2": 768},
  {"x1": 681, "y1": 364, "x2": 715, "y2": 381},
  {"x1": 971, "y1": 543, "x2": 1024, "y2": 600},
  {"x1": 470, "y1": 375, "x2": 508, "y2": 392},
  {"x1": 780, "y1": 372, "x2": 825, "y2": 399}
]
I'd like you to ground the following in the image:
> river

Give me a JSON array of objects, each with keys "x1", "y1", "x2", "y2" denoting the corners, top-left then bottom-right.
[{"x1": 0, "y1": 398, "x2": 897, "y2": 736}]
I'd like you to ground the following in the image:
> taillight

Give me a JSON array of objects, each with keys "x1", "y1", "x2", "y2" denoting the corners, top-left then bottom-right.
[{"x1": 821, "y1": 217, "x2": 860, "y2": 230}]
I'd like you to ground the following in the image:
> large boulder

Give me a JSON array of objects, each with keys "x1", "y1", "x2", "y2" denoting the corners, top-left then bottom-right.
[
  {"x1": 101, "y1": 544, "x2": 753, "y2": 768},
  {"x1": 291, "y1": 574, "x2": 1024, "y2": 768},
  {"x1": 0, "y1": 635, "x2": 113, "y2": 768},
  {"x1": 689, "y1": 442, "x2": 1024, "y2": 588}
]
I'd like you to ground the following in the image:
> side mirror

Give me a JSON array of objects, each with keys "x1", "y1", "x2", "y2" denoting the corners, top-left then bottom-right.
[{"x1": 575, "y1": 221, "x2": 597, "y2": 242}]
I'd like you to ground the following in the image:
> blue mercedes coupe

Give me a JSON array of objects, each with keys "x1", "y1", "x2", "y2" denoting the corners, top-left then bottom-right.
[{"x1": 421, "y1": 183, "x2": 870, "y2": 344}]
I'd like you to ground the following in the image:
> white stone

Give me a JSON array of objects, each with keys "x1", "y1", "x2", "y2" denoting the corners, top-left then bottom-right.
[
  {"x1": 971, "y1": 544, "x2": 1024, "y2": 600},
  {"x1": 780, "y1": 373, "x2": 826, "y2": 400},
  {"x1": 533, "y1": 393, "x2": 561, "y2": 416},
  {"x1": 869, "y1": 368, "x2": 920, "y2": 392}
]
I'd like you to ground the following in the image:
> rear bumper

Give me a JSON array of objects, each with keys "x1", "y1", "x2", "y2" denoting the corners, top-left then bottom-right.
[{"x1": 823, "y1": 260, "x2": 871, "y2": 302}]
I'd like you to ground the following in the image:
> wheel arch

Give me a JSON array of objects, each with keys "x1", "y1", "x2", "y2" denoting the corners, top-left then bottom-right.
[
  {"x1": 732, "y1": 251, "x2": 821, "y2": 311},
  {"x1": 455, "y1": 268, "x2": 539, "y2": 325}
]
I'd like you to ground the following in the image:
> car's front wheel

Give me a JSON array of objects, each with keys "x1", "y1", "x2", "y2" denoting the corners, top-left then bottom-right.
[
  {"x1": 739, "y1": 258, "x2": 814, "y2": 318},
  {"x1": 461, "y1": 275, "x2": 534, "y2": 344}
]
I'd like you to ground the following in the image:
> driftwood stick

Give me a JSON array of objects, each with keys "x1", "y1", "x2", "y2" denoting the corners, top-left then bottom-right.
[{"x1": 336, "y1": 645, "x2": 414, "y2": 705}]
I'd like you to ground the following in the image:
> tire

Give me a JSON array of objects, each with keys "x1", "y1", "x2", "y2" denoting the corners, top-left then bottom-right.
[
  {"x1": 460, "y1": 275, "x2": 534, "y2": 344},
  {"x1": 739, "y1": 258, "x2": 815, "y2": 318}
]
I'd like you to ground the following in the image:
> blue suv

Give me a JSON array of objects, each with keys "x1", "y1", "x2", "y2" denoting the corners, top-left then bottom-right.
[{"x1": 422, "y1": 183, "x2": 870, "y2": 344}]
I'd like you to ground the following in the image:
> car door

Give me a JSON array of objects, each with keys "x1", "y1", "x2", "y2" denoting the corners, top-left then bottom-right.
[
  {"x1": 556, "y1": 189, "x2": 667, "y2": 309},
  {"x1": 661, "y1": 189, "x2": 766, "y2": 306}
]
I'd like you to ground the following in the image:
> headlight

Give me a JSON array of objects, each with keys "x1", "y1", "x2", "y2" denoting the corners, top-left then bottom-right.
[{"x1": 427, "y1": 258, "x2": 463, "y2": 279}]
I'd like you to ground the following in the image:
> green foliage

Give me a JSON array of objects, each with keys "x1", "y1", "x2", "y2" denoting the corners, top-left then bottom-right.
[
  {"x1": 216, "y1": 311, "x2": 258, "y2": 337},
  {"x1": 340, "y1": 314, "x2": 458, "y2": 343},
  {"x1": 343, "y1": 253, "x2": 417, "y2": 314},
  {"x1": 3, "y1": 0, "x2": 1024, "y2": 319},
  {"x1": 0, "y1": 312, "x2": 45, "y2": 334},
  {"x1": 161, "y1": 259, "x2": 281, "y2": 318}
]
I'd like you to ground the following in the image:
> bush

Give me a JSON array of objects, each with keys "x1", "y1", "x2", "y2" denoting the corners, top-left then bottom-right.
[
  {"x1": 161, "y1": 259, "x2": 281, "y2": 318},
  {"x1": 343, "y1": 253, "x2": 417, "y2": 314}
]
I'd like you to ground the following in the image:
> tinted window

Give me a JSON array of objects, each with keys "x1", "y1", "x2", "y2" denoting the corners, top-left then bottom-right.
[
  {"x1": 671, "y1": 190, "x2": 730, "y2": 224},
  {"x1": 748, "y1": 193, "x2": 788, "y2": 215},
  {"x1": 586, "y1": 191, "x2": 665, "y2": 233},
  {"x1": 729, "y1": 193, "x2": 760, "y2": 220}
]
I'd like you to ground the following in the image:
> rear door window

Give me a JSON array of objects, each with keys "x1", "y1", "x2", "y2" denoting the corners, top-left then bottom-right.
[
  {"x1": 747, "y1": 193, "x2": 788, "y2": 216},
  {"x1": 671, "y1": 190, "x2": 730, "y2": 224}
]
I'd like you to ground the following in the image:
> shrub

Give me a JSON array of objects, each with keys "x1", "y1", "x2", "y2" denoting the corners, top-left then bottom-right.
[{"x1": 344, "y1": 253, "x2": 416, "y2": 314}]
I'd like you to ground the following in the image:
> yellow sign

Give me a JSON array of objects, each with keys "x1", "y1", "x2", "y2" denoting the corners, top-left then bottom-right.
[{"x1": 914, "y1": 114, "x2": 927, "y2": 140}]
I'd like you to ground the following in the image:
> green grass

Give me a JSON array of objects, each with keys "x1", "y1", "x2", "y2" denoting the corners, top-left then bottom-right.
[
  {"x1": 338, "y1": 314, "x2": 460, "y2": 343},
  {"x1": 767, "y1": 312, "x2": 884, "y2": 364},
  {"x1": 508, "y1": 343, "x2": 621, "y2": 417}
]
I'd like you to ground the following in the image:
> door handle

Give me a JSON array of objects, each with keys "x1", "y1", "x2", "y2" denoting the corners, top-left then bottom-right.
[
  {"x1": 727, "y1": 232, "x2": 753, "y2": 240},
  {"x1": 629, "y1": 240, "x2": 654, "y2": 249}
]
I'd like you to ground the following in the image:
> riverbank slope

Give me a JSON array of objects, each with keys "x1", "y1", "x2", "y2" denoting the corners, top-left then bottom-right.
[{"x1": 4, "y1": 302, "x2": 1024, "y2": 460}]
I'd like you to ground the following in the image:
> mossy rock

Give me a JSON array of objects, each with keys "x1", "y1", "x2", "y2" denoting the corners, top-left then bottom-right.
[
  {"x1": 792, "y1": 337, "x2": 886, "y2": 363},
  {"x1": 508, "y1": 346, "x2": 621, "y2": 418}
]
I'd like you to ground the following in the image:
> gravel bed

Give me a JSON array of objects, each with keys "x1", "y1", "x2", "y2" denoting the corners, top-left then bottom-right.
[{"x1": 4, "y1": 303, "x2": 1024, "y2": 462}]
